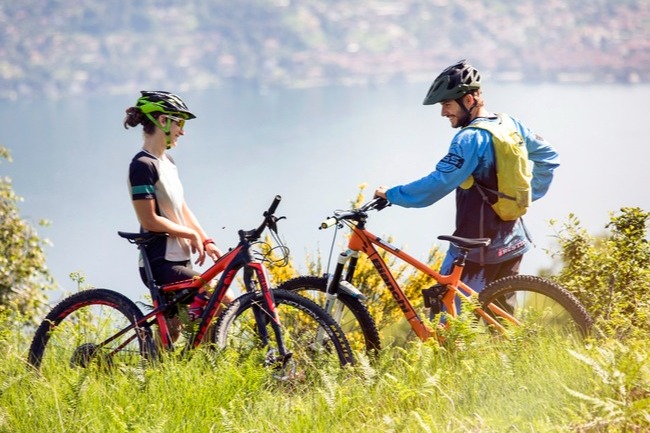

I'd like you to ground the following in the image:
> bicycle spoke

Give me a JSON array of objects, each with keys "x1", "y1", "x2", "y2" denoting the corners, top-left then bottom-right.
[
  {"x1": 29, "y1": 290, "x2": 154, "y2": 373},
  {"x1": 213, "y1": 290, "x2": 353, "y2": 379},
  {"x1": 479, "y1": 275, "x2": 592, "y2": 342}
]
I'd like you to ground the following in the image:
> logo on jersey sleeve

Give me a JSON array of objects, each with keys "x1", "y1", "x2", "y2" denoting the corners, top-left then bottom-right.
[{"x1": 436, "y1": 152, "x2": 465, "y2": 173}]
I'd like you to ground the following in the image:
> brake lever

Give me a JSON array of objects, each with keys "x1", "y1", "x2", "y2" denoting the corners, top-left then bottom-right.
[
  {"x1": 374, "y1": 198, "x2": 391, "y2": 211},
  {"x1": 268, "y1": 215, "x2": 286, "y2": 234}
]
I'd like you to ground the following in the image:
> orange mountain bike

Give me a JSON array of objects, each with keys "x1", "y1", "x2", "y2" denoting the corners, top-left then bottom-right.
[
  {"x1": 276, "y1": 197, "x2": 592, "y2": 355},
  {"x1": 28, "y1": 196, "x2": 353, "y2": 376}
]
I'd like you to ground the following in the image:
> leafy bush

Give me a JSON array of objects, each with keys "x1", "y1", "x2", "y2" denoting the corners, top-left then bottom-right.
[
  {"x1": 549, "y1": 207, "x2": 650, "y2": 339},
  {"x1": 0, "y1": 146, "x2": 56, "y2": 323}
]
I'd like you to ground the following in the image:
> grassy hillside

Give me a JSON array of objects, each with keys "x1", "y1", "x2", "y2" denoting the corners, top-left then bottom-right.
[{"x1": 2, "y1": 310, "x2": 648, "y2": 432}]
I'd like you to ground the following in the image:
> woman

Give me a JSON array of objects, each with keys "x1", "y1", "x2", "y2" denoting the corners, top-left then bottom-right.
[{"x1": 123, "y1": 90, "x2": 233, "y2": 338}]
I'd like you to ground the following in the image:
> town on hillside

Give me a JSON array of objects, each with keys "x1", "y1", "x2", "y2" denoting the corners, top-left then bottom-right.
[{"x1": 1, "y1": 0, "x2": 648, "y2": 101}]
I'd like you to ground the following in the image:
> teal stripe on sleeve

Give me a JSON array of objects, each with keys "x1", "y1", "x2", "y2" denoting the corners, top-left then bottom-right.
[{"x1": 132, "y1": 185, "x2": 155, "y2": 195}]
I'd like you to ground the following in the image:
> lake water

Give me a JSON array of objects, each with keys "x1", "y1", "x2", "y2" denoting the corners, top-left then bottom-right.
[{"x1": 2, "y1": 81, "x2": 648, "y2": 304}]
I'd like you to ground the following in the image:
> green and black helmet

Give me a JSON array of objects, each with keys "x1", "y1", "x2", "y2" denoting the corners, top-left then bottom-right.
[
  {"x1": 134, "y1": 91, "x2": 196, "y2": 148},
  {"x1": 423, "y1": 60, "x2": 481, "y2": 105},
  {"x1": 135, "y1": 91, "x2": 196, "y2": 120}
]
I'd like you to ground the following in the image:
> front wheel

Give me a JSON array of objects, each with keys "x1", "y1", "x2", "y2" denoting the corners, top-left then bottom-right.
[
  {"x1": 211, "y1": 289, "x2": 354, "y2": 379},
  {"x1": 28, "y1": 289, "x2": 156, "y2": 372},
  {"x1": 478, "y1": 275, "x2": 593, "y2": 340},
  {"x1": 276, "y1": 276, "x2": 381, "y2": 356}
]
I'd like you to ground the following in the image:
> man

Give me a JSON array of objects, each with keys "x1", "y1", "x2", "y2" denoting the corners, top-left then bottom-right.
[{"x1": 374, "y1": 60, "x2": 560, "y2": 294}]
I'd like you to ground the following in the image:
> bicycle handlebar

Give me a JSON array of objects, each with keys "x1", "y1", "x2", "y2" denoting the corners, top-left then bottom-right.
[
  {"x1": 265, "y1": 195, "x2": 282, "y2": 217},
  {"x1": 364, "y1": 197, "x2": 390, "y2": 212},
  {"x1": 320, "y1": 217, "x2": 339, "y2": 230},
  {"x1": 241, "y1": 195, "x2": 284, "y2": 241},
  {"x1": 319, "y1": 197, "x2": 390, "y2": 229}
]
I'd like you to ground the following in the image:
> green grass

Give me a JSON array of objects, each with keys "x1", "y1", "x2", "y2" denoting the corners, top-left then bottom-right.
[{"x1": 2, "y1": 316, "x2": 648, "y2": 433}]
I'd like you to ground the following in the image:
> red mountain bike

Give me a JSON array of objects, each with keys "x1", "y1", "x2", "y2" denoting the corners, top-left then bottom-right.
[
  {"x1": 277, "y1": 197, "x2": 592, "y2": 355},
  {"x1": 28, "y1": 196, "x2": 353, "y2": 377}
]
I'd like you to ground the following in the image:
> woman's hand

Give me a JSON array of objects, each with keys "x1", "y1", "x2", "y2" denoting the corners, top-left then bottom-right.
[
  {"x1": 204, "y1": 242, "x2": 223, "y2": 262},
  {"x1": 187, "y1": 232, "x2": 207, "y2": 266}
]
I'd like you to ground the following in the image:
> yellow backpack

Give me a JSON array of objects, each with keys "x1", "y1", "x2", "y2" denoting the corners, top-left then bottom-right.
[{"x1": 461, "y1": 114, "x2": 532, "y2": 221}]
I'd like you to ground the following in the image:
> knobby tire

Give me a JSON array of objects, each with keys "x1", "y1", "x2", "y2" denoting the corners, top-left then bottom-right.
[
  {"x1": 28, "y1": 288, "x2": 155, "y2": 371},
  {"x1": 276, "y1": 276, "x2": 381, "y2": 356},
  {"x1": 478, "y1": 274, "x2": 592, "y2": 339},
  {"x1": 212, "y1": 289, "x2": 354, "y2": 373}
]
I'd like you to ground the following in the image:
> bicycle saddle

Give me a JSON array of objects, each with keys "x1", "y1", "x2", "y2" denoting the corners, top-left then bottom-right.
[
  {"x1": 118, "y1": 231, "x2": 168, "y2": 245},
  {"x1": 437, "y1": 235, "x2": 491, "y2": 249}
]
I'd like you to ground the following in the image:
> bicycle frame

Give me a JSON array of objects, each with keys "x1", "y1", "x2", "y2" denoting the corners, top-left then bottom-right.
[
  {"x1": 115, "y1": 196, "x2": 288, "y2": 359},
  {"x1": 324, "y1": 202, "x2": 518, "y2": 341},
  {"x1": 147, "y1": 244, "x2": 282, "y2": 352}
]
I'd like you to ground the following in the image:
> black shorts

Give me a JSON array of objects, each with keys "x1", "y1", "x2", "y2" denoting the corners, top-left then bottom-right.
[
  {"x1": 462, "y1": 254, "x2": 523, "y2": 290},
  {"x1": 139, "y1": 259, "x2": 200, "y2": 287}
]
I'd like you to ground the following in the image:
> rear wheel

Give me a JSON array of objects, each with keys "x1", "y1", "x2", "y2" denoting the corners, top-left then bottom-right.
[
  {"x1": 276, "y1": 276, "x2": 381, "y2": 356},
  {"x1": 212, "y1": 289, "x2": 354, "y2": 379},
  {"x1": 478, "y1": 275, "x2": 592, "y2": 340},
  {"x1": 28, "y1": 289, "x2": 155, "y2": 372}
]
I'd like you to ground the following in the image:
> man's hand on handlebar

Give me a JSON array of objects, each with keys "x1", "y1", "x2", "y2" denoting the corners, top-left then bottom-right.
[{"x1": 374, "y1": 186, "x2": 388, "y2": 199}]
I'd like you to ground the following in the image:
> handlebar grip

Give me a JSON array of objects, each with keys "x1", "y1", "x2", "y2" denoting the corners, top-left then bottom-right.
[
  {"x1": 265, "y1": 195, "x2": 282, "y2": 216},
  {"x1": 374, "y1": 197, "x2": 390, "y2": 211},
  {"x1": 320, "y1": 217, "x2": 338, "y2": 230}
]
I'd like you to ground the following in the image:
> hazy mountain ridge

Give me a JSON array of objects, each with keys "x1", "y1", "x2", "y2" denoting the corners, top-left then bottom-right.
[{"x1": 1, "y1": 0, "x2": 648, "y2": 101}]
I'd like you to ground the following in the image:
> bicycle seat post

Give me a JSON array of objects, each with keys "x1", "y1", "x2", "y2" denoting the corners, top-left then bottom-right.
[
  {"x1": 139, "y1": 246, "x2": 158, "y2": 294},
  {"x1": 453, "y1": 247, "x2": 470, "y2": 268}
]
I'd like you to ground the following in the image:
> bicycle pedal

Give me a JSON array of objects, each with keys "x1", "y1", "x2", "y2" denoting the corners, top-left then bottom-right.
[
  {"x1": 422, "y1": 284, "x2": 448, "y2": 309},
  {"x1": 266, "y1": 351, "x2": 293, "y2": 368}
]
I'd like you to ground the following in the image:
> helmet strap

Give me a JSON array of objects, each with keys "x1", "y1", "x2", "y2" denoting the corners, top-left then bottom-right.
[{"x1": 144, "y1": 113, "x2": 173, "y2": 149}]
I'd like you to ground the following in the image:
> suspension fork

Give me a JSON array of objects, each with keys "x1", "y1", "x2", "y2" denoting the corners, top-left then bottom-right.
[
  {"x1": 323, "y1": 249, "x2": 358, "y2": 320},
  {"x1": 245, "y1": 263, "x2": 290, "y2": 360},
  {"x1": 344, "y1": 251, "x2": 359, "y2": 283}
]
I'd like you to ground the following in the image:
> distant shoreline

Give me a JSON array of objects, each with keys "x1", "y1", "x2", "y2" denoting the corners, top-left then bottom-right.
[{"x1": 2, "y1": 70, "x2": 646, "y2": 103}]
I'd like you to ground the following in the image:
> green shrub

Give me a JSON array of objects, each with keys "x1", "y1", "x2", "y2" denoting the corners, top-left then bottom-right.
[
  {"x1": 0, "y1": 146, "x2": 56, "y2": 324},
  {"x1": 550, "y1": 207, "x2": 650, "y2": 339}
]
